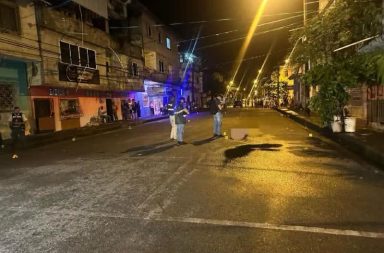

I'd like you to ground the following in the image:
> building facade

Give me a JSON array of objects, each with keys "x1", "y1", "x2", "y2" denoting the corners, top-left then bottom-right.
[
  {"x1": 127, "y1": 1, "x2": 182, "y2": 116},
  {"x1": 0, "y1": 0, "x2": 40, "y2": 138},
  {"x1": 180, "y1": 53, "x2": 204, "y2": 109},
  {"x1": 0, "y1": 0, "x2": 147, "y2": 137}
]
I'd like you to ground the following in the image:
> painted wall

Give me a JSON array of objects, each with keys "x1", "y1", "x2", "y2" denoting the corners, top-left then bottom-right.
[
  {"x1": 0, "y1": 59, "x2": 32, "y2": 139},
  {"x1": 0, "y1": 3, "x2": 40, "y2": 62}
]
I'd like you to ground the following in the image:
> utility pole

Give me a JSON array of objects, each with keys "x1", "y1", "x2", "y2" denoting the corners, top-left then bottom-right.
[
  {"x1": 302, "y1": 0, "x2": 307, "y2": 108},
  {"x1": 277, "y1": 69, "x2": 280, "y2": 108}
]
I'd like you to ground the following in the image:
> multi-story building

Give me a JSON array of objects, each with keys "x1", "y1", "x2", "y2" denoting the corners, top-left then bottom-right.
[
  {"x1": 0, "y1": 0, "x2": 147, "y2": 136},
  {"x1": 0, "y1": 0, "x2": 40, "y2": 138},
  {"x1": 278, "y1": 64, "x2": 295, "y2": 105},
  {"x1": 180, "y1": 53, "x2": 204, "y2": 109},
  {"x1": 291, "y1": 0, "x2": 333, "y2": 109},
  {"x1": 127, "y1": 1, "x2": 182, "y2": 116},
  {"x1": 30, "y1": 0, "x2": 147, "y2": 132}
]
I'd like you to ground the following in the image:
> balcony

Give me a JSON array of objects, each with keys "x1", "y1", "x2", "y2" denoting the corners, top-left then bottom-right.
[
  {"x1": 142, "y1": 67, "x2": 180, "y2": 85},
  {"x1": 107, "y1": 66, "x2": 144, "y2": 92},
  {"x1": 41, "y1": 6, "x2": 110, "y2": 47}
]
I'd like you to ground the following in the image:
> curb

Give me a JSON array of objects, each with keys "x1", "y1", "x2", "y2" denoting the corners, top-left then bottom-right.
[
  {"x1": 276, "y1": 108, "x2": 384, "y2": 169},
  {"x1": 1, "y1": 116, "x2": 169, "y2": 152}
]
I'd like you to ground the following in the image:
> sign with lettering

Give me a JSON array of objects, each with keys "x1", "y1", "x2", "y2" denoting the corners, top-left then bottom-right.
[{"x1": 58, "y1": 63, "x2": 100, "y2": 84}]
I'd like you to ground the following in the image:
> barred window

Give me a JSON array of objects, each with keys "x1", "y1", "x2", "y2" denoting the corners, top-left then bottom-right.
[
  {"x1": 60, "y1": 41, "x2": 97, "y2": 69},
  {"x1": 0, "y1": 84, "x2": 15, "y2": 112},
  {"x1": 0, "y1": 1, "x2": 19, "y2": 33}
]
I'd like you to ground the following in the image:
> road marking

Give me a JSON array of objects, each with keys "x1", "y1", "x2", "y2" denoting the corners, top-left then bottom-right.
[
  {"x1": 136, "y1": 158, "x2": 193, "y2": 213},
  {"x1": 148, "y1": 216, "x2": 384, "y2": 239},
  {"x1": 4, "y1": 207, "x2": 384, "y2": 239}
]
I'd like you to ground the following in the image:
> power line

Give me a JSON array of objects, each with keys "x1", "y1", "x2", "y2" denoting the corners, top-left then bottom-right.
[
  {"x1": 179, "y1": 12, "x2": 317, "y2": 44},
  {"x1": 110, "y1": 9, "x2": 317, "y2": 30},
  {"x1": 197, "y1": 22, "x2": 301, "y2": 51}
]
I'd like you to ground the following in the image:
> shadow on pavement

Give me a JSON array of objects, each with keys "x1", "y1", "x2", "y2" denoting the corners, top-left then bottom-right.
[
  {"x1": 288, "y1": 146, "x2": 339, "y2": 159},
  {"x1": 192, "y1": 137, "x2": 218, "y2": 146},
  {"x1": 224, "y1": 144, "x2": 282, "y2": 162}
]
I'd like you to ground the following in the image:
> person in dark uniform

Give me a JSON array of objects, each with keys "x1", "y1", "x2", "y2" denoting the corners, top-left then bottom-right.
[
  {"x1": 175, "y1": 97, "x2": 189, "y2": 145},
  {"x1": 8, "y1": 106, "x2": 28, "y2": 159},
  {"x1": 136, "y1": 101, "x2": 141, "y2": 118}
]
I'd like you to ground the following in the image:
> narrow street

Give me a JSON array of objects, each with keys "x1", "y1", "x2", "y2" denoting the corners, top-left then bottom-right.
[{"x1": 0, "y1": 109, "x2": 383, "y2": 252}]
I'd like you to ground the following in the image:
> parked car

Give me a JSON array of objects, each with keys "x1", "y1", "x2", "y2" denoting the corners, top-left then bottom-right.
[{"x1": 233, "y1": 100, "x2": 243, "y2": 108}]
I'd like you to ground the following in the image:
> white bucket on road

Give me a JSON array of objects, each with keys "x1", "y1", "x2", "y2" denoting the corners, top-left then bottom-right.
[
  {"x1": 331, "y1": 121, "x2": 342, "y2": 133},
  {"x1": 344, "y1": 117, "x2": 356, "y2": 133}
]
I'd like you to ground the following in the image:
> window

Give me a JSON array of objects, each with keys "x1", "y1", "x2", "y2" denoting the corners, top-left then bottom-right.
[
  {"x1": 147, "y1": 23, "x2": 152, "y2": 37},
  {"x1": 166, "y1": 37, "x2": 171, "y2": 50},
  {"x1": 284, "y1": 70, "x2": 289, "y2": 77},
  {"x1": 132, "y1": 63, "x2": 139, "y2": 76},
  {"x1": 79, "y1": 47, "x2": 88, "y2": 66},
  {"x1": 159, "y1": 60, "x2": 165, "y2": 73},
  {"x1": 158, "y1": 32, "x2": 162, "y2": 43},
  {"x1": 0, "y1": 84, "x2": 15, "y2": 111},
  {"x1": 60, "y1": 99, "x2": 81, "y2": 119},
  {"x1": 70, "y1": 45, "x2": 79, "y2": 65},
  {"x1": 0, "y1": 1, "x2": 19, "y2": 33},
  {"x1": 60, "y1": 41, "x2": 97, "y2": 69}
]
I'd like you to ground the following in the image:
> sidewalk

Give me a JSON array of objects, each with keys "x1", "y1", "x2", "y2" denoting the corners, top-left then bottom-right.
[
  {"x1": 0, "y1": 115, "x2": 169, "y2": 152},
  {"x1": 276, "y1": 108, "x2": 384, "y2": 169}
]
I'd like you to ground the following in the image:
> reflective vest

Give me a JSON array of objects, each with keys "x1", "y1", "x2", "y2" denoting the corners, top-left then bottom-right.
[
  {"x1": 167, "y1": 102, "x2": 175, "y2": 115},
  {"x1": 11, "y1": 112, "x2": 25, "y2": 129}
]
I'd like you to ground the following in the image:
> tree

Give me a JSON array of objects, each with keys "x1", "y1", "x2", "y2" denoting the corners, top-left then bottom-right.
[{"x1": 290, "y1": 0, "x2": 382, "y2": 124}]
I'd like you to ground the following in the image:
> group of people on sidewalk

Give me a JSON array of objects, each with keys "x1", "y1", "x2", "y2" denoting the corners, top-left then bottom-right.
[
  {"x1": 122, "y1": 99, "x2": 141, "y2": 121},
  {"x1": 97, "y1": 99, "x2": 141, "y2": 124},
  {"x1": 167, "y1": 95, "x2": 224, "y2": 145}
]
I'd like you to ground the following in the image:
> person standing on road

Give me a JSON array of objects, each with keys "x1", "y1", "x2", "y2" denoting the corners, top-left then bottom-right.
[
  {"x1": 8, "y1": 106, "x2": 28, "y2": 159},
  {"x1": 131, "y1": 99, "x2": 138, "y2": 120},
  {"x1": 167, "y1": 96, "x2": 177, "y2": 140},
  {"x1": 175, "y1": 97, "x2": 189, "y2": 145},
  {"x1": 136, "y1": 101, "x2": 141, "y2": 118},
  {"x1": 112, "y1": 102, "x2": 118, "y2": 121},
  {"x1": 210, "y1": 95, "x2": 224, "y2": 138}
]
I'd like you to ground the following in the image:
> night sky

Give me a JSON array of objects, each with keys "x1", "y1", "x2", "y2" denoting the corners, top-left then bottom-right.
[{"x1": 140, "y1": 0, "x2": 315, "y2": 87}]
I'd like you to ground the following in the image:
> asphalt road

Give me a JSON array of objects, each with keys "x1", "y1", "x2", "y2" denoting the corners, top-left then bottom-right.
[{"x1": 0, "y1": 108, "x2": 384, "y2": 253}]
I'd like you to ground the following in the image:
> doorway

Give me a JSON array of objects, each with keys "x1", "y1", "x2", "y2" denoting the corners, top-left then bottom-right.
[
  {"x1": 34, "y1": 99, "x2": 55, "y2": 133},
  {"x1": 106, "y1": 98, "x2": 114, "y2": 122}
]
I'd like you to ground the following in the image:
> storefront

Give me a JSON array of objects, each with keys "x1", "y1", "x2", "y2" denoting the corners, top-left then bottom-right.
[
  {"x1": 133, "y1": 80, "x2": 176, "y2": 118},
  {"x1": 30, "y1": 86, "x2": 124, "y2": 132}
]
